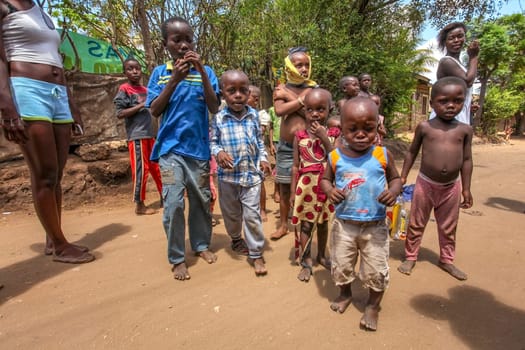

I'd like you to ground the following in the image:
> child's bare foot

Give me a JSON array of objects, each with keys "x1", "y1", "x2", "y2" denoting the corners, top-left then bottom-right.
[
  {"x1": 438, "y1": 262, "x2": 468, "y2": 281},
  {"x1": 330, "y1": 284, "x2": 352, "y2": 313},
  {"x1": 297, "y1": 264, "x2": 312, "y2": 282},
  {"x1": 261, "y1": 210, "x2": 268, "y2": 222},
  {"x1": 172, "y1": 262, "x2": 190, "y2": 281},
  {"x1": 198, "y1": 250, "x2": 217, "y2": 264},
  {"x1": 252, "y1": 258, "x2": 268, "y2": 276},
  {"x1": 360, "y1": 305, "x2": 379, "y2": 331},
  {"x1": 270, "y1": 227, "x2": 288, "y2": 240},
  {"x1": 316, "y1": 256, "x2": 331, "y2": 270},
  {"x1": 52, "y1": 244, "x2": 95, "y2": 264},
  {"x1": 135, "y1": 202, "x2": 157, "y2": 215},
  {"x1": 398, "y1": 260, "x2": 416, "y2": 275}
]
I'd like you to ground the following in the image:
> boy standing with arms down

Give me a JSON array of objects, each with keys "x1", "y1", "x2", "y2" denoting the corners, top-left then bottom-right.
[
  {"x1": 146, "y1": 17, "x2": 220, "y2": 281},
  {"x1": 398, "y1": 77, "x2": 473, "y2": 281},
  {"x1": 211, "y1": 71, "x2": 271, "y2": 275},
  {"x1": 321, "y1": 97, "x2": 401, "y2": 331},
  {"x1": 114, "y1": 57, "x2": 162, "y2": 215}
]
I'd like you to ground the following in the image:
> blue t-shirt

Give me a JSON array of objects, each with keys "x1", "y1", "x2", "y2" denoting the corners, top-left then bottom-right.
[
  {"x1": 327, "y1": 146, "x2": 388, "y2": 221},
  {"x1": 146, "y1": 62, "x2": 219, "y2": 161}
]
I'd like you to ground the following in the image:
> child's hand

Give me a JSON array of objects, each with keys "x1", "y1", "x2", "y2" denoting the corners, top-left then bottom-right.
[
  {"x1": 217, "y1": 151, "x2": 234, "y2": 169},
  {"x1": 467, "y1": 40, "x2": 480, "y2": 58},
  {"x1": 183, "y1": 51, "x2": 204, "y2": 73},
  {"x1": 270, "y1": 143, "x2": 276, "y2": 156},
  {"x1": 377, "y1": 189, "x2": 397, "y2": 207},
  {"x1": 460, "y1": 189, "x2": 473, "y2": 209},
  {"x1": 260, "y1": 161, "x2": 271, "y2": 176},
  {"x1": 310, "y1": 121, "x2": 327, "y2": 139},
  {"x1": 329, "y1": 187, "x2": 345, "y2": 204},
  {"x1": 172, "y1": 58, "x2": 190, "y2": 82}
]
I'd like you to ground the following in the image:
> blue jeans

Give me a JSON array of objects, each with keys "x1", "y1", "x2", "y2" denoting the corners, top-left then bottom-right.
[
  {"x1": 218, "y1": 181, "x2": 265, "y2": 259},
  {"x1": 159, "y1": 153, "x2": 212, "y2": 265}
]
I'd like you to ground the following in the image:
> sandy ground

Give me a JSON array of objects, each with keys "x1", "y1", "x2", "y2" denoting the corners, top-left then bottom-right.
[{"x1": 1, "y1": 138, "x2": 524, "y2": 350}]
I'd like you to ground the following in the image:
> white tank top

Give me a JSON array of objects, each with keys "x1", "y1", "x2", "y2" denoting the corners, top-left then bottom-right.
[{"x1": 2, "y1": 4, "x2": 63, "y2": 68}]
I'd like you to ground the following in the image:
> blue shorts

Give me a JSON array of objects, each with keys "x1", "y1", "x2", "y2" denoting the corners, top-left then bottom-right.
[{"x1": 10, "y1": 77, "x2": 74, "y2": 124}]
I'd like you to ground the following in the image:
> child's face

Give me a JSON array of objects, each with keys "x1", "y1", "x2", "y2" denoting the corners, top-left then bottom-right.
[
  {"x1": 342, "y1": 78, "x2": 360, "y2": 98},
  {"x1": 430, "y1": 84, "x2": 465, "y2": 121},
  {"x1": 247, "y1": 89, "x2": 260, "y2": 109},
  {"x1": 359, "y1": 75, "x2": 372, "y2": 91},
  {"x1": 445, "y1": 27, "x2": 466, "y2": 54},
  {"x1": 163, "y1": 21, "x2": 194, "y2": 60},
  {"x1": 290, "y1": 52, "x2": 310, "y2": 78},
  {"x1": 341, "y1": 102, "x2": 378, "y2": 153},
  {"x1": 327, "y1": 118, "x2": 341, "y2": 130},
  {"x1": 124, "y1": 60, "x2": 142, "y2": 85},
  {"x1": 221, "y1": 73, "x2": 250, "y2": 116},
  {"x1": 304, "y1": 93, "x2": 330, "y2": 125}
]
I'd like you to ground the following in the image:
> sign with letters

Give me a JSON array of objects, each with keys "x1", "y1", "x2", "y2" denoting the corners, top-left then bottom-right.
[{"x1": 59, "y1": 30, "x2": 145, "y2": 74}]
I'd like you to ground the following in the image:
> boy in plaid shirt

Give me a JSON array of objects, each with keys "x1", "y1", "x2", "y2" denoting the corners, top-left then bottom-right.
[{"x1": 210, "y1": 70, "x2": 271, "y2": 276}]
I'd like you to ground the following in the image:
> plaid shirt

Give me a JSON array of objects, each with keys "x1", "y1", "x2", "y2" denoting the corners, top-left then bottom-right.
[{"x1": 210, "y1": 106, "x2": 268, "y2": 187}]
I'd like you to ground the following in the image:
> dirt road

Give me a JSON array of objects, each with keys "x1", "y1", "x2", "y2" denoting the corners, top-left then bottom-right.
[{"x1": 1, "y1": 138, "x2": 524, "y2": 349}]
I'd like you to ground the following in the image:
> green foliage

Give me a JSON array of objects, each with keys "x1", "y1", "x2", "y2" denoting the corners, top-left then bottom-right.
[{"x1": 482, "y1": 85, "x2": 522, "y2": 135}]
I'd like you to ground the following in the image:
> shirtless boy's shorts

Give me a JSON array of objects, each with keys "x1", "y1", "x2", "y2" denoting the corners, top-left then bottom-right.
[
  {"x1": 10, "y1": 77, "x2": 74, "y2": 124},
  {"x1": 275, "y1": 141, "x2": 293, "y2": 184}
]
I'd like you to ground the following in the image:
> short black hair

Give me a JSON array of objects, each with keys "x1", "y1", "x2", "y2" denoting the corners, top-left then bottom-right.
[
  {"x1": 358, "y1": 73, "x2": 371, "y2": 81},
  {"x1": 437, "y1": 22, "x2": 467, "y2": 52},
  {"x1": 161, "y1": 16, "x2": 191, "y2": 40},
  {"x1": 431, "y1": 76, "x2": 467, "y2": 100},
  {"x1": 339, "y1": 76, "x2": 357, "y2": 91},
  {"x1": 122, "y1": 55, "x2": 140, "y2": 70}
]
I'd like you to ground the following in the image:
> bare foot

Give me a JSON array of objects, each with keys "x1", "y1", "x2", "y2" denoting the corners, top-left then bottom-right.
[
  {"x1": 398, "y1": 260, "x2": 416, "y2": 275},
  {"x1": 297, "y1": 265, "x2": 312, "y2": 282},
  {"x1": 330, "y1": 294, "x2": 352, "y2": 313},
  {"x1": 198, "y1": 250, "x2": 217, "y2": 264},
  {"x1": 438, "y1": 262, "x2": 468, "y2": 281},
  {"x1": 253, "y1": 258, "x2": 268, "y2": 276},
  {"x1": 316, "y1": 256, "x2": 331, "y2": 270},
  {"x1": 52, "y1": 244, "x2": 95, "y2": 264},
  {"x1": 360, "y1": 305, "x2": 379, "y2": 331},
  {"x1": 270, "y1": 227, "x2": 288, "y2": 241},
  {"x1": 261, "y1": 210, "x2": 268, "y2": 222},
  {"x1": 172, "y1": 262, "x2": 190, "y2": 281}
]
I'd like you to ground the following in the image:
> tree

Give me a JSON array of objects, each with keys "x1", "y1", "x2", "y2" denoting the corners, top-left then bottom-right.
[{"x1": 469, "y1": 14, "x2": 525, "y2": 136}]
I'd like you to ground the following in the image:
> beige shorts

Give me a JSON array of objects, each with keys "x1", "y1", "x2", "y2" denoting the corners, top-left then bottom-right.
[{"x1": 330, "y1": 217, "x2": 390, "y2": 291}]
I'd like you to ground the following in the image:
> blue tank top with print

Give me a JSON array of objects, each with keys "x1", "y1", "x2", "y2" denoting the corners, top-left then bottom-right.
[{"x1": 328, "y1": 146, "x2": 388, "y2": 221}]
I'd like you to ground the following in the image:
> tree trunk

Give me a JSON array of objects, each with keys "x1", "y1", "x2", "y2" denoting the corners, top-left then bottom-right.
[
  {"x1": 474, "y1": 77, "x2": 489, "y2": 132},
  {"x1": 137, "y1": 0, "x2": 155, "y2": 72}
]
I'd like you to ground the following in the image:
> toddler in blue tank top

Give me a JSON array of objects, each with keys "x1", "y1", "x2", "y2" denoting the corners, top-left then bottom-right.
[{"x1": 321, "y1": 97, "x2": 401, "y2": 331}]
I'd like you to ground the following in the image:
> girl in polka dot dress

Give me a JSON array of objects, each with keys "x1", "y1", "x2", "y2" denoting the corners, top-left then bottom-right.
[{"x1": 290, "y1": 89, "x2": 340, "y2": 282}]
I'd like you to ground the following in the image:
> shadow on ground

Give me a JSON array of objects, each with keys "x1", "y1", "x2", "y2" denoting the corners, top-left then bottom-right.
[
  {"x1": 0, "y1": 223, "x2": 130, "y2": 305},
  {"x1": 411, "y1": 285, "x2": 525, "y2": 350}
]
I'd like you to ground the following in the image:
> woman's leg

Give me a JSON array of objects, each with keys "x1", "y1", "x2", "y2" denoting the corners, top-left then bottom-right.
[{"x1": 21, "y1": 121, "x2": 93, "y2": 262}]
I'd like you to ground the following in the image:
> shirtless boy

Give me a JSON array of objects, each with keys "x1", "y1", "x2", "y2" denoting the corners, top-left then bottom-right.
[
  {"x1": 398, "y1": 76, "x2": 473, "y2": 281},
  {"x1": 337, "y1": 76, "x2": 360, "y2": 114},
  {"x1": 271, "y1": 47, "x2": 317, "y2": 240}
]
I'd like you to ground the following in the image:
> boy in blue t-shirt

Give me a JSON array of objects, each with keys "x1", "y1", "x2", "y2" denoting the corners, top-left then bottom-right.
[
  {"x1": 145, "y1": 16, "x2": 220, "y2": 281},
  {"x1": 321, "y1": 97, "x2": 401, "y2": 331}
]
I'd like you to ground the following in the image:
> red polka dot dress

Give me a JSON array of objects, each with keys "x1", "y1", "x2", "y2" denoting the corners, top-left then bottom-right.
[{"x1": 291, "y1": 128, "x2": 339, "y2": 226}]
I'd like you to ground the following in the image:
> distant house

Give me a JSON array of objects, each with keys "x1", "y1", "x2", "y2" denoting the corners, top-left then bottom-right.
[{"x1": 409, "y1": 73, "x2": 431, "y2": 130}]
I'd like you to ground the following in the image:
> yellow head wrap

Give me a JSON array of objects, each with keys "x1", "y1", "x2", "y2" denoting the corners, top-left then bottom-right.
[{"x1": 284, "y1": 47, "x2": 317, "y2": 88}]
